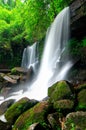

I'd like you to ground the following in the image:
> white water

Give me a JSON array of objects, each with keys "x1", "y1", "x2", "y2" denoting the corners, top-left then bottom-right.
[
  {"x1": 0, "y1": 7, "x2": 73, "y2": 103},
  {"x1": 21, "y1": 42, "x2": 39, "y2": 74},
  {"x1": 21, "y1": 7, "x2": 73, "y2": 100}
]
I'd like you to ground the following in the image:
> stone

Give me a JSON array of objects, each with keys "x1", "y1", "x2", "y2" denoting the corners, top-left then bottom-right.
[
  {"x1": 2, "y1": 75, "x2": 17, "y2": 84},
  {"x1": 64, "y1": 111, "x2": 86, "y2": 130},
  {"x1": 12, "y1": 101, "x2": 51, "y2": 130},
  {"x1": 0, "y1": 73, "x2": 17, "y2": 84},
  {"x1": 48, "y1": 80, "x2": 73, "y2": 103},
  {"x1": 5, "y1": 97, "x2": 38, "y2": 125},
  {"x1": 0, "y1": 99, "x2": 15, "y2": 115},
  {"x1": 54, "y1": 99, "x2": 74, "y2": 110},
  {"x1": 75, "y1": 83, "x2": 86, "y2": 92},
  {"x1": 47, "y1": 112, "x2": 60, "y2": 130}
]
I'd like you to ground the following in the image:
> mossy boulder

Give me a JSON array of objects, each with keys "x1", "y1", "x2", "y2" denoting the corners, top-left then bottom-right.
[
  {"x1": 12, "y1": 101, "x2": 51, "y2": 130},
  {"x1": 64, "y1": 111, "x2": 86, "y2": 130},
  {"x1": 77, "y1": 89, "x2": 86, "y2": 110},
  {"x1": 5, "y1": 97, "x2": 38, "y2": 124},
  {"x1": 54, "y1": 99, "x2": 74, "y2": 111},
  {"x1": 48, "y1": 80, "x2": 73, "y2": 103}
]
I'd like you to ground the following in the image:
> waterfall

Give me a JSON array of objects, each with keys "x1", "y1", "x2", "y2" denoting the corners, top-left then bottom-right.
[
  {"x1": 21, "y1": 7, "x2": 73, "y2": 100},
  {"x1": 0, "y1": 7, "x2": 73, "y2": 103},
  {"x1": 21, "y1": 42, "x2": 39, "y2": 74}
]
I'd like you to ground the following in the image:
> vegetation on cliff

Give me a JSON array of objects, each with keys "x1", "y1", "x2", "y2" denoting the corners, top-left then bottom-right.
[{"x1": 0, "y1": 0, "x2": 74, "y2": 68}]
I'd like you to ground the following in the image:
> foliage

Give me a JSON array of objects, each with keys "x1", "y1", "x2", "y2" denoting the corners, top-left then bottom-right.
[
  {"x1": 0, "y1": 0, "x2": 77, "y2": 68},
  {"x1": 68, "y1": 38, "x2": 86, "y2": 64},
  {"x1": 82, "y1": 37, "x2": 86, "y2": 47}
]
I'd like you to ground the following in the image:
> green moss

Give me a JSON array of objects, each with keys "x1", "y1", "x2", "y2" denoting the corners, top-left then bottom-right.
[
  {"x1": 77, "y1": 89, "x2": 86, "y2": 110},
  {"x1": 54, "y1": 99, "x2": 74, "y2": 110},
  {"x1": 11, "y1": 68, "x2": 17, "y2": 74},
  {"x1": 48, "y1": 81, "x2": 72, "y2": 103},
  {"x1": 13, "y1": 101, "x2": 51, "y2": 130},
  {"x1": 65, "y1": 111, "x2": 86, "y2": 130},
  {"x1": 5, "y1": 98, "x2": 33, "y2": 124}
]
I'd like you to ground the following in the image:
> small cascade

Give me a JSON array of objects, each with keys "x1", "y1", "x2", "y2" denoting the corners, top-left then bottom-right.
[{"x1": 21, "y1": 42, "x2": 39, "y2": 74}]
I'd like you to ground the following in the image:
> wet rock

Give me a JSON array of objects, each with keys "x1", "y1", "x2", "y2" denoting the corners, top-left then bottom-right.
[
  {"x1": 0, "y1": 99, "x2": 15, "y2": 115},
  {"x1": 0, "y1": 120, "x2": 11, "y2": 130},
  {"x1": 13, "y1": 101, "x2": 51, "y2": 130},
  {"x1": 64, "y1": 111, "x2": 86, "y2": 130},
  {"x1": 0, "y1": 72, "x2": 17, "y2": 84},
  {"x1": 2, "y1": 75, "x2": 17, "y2": 84},
  {"x1": 54, "y1": 99, "x2": 74, "y2": 111},
  {"x1": 5, "y1": 97, "x2": 38, "y2": 125},
  {"x1": 47, "y1": 112, "x2": 60, "y2": 130},
  {"x1": 48, "y1": 80, "x2": 73, "y2": 103},
  {"x1": 0, "y1": 87, "x2": 12, "y2": 98}
]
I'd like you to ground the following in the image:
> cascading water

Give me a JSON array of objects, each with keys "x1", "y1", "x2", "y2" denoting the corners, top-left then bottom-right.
[
  {"x1": 0, "y1": 7, "x2": 73, "y2": 103},
  {"x1": 20, "y1": 6, "x2": 73, "y2": 100},
  {"x1": 21, "y1": 42, "x2": 39, "y2": 74}
]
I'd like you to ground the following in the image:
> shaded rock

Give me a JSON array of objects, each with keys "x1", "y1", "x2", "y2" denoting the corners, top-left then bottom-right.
[
  {"x1": 0, "y1": 99, "x2": 15, "y2": 115},
  {"x1": 0, "y1": 81, "x2": 3, "y2": 89},
  {"x1": 13, "y1": 101, "x2": 51, "y2": 130},
  {"x1": 9, "y1": 75, "x2": 20, "y2": 81},
  {"x1": 64, "y1": 111, "x2": 86, "y2": 130},
  {"x1": 54, "y1": 99, "x2": 74, "y2": 111},
  {"x1": 27, "y1": 122, "x2": 47, "y2": 130},
  {"x1": 77, "y1": 89, "x2": 86, "y2": 110},
  {"x1": 5, "y1": 97, "x2": 38, "y2": 125},
  {"x1": 0, "y1": 73, "x2": 5, "y2": 82},
  {"x1": 0, "y1": 87, "x2": 12, "y2": 98},
  {"x1": 0, "y1": 120, "x2": 11, "y2": 130},
  {"x1": 47, "y1": 112, "x2": 60, "y2": 130},
  {"x1": 48, "y1": 81, "x2": 73, "y2": 103},
  {"x1": 75, "y1": 83, "x2": 86, "y2": 92}
]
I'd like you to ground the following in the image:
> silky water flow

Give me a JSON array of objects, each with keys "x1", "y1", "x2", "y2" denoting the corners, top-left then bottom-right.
[{"x1": 0, "y1": 7, "x2": 73, "y2": 103}]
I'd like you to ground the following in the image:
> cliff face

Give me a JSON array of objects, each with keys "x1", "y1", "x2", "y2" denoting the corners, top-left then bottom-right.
[{"x1": 70, "y1": 0, "x2": 86, "y2": 39}]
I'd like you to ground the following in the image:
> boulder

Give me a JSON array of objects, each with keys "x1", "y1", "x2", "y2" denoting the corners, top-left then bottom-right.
[
  {"x1": 5, "y1": 97, "x2": 38, "y2": 125},
  {"x1": 64, "y1": 111, "x2": 86, "y2": 130},
  {"x1": 12, "y1": 101, "x2": 51, "y2": 130},
  {"x1": 0, "y1": 99, "x2": 15, "y2": 115},
  {"x1": 48, "y1": 81, "x2": 74, "y2": 103},
  {"x1": 53, "y1": 99, "x2": 74, "y2": 111},
  {"x1": 47, "y1": 112, "x2": 60, "y2": 130}
]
